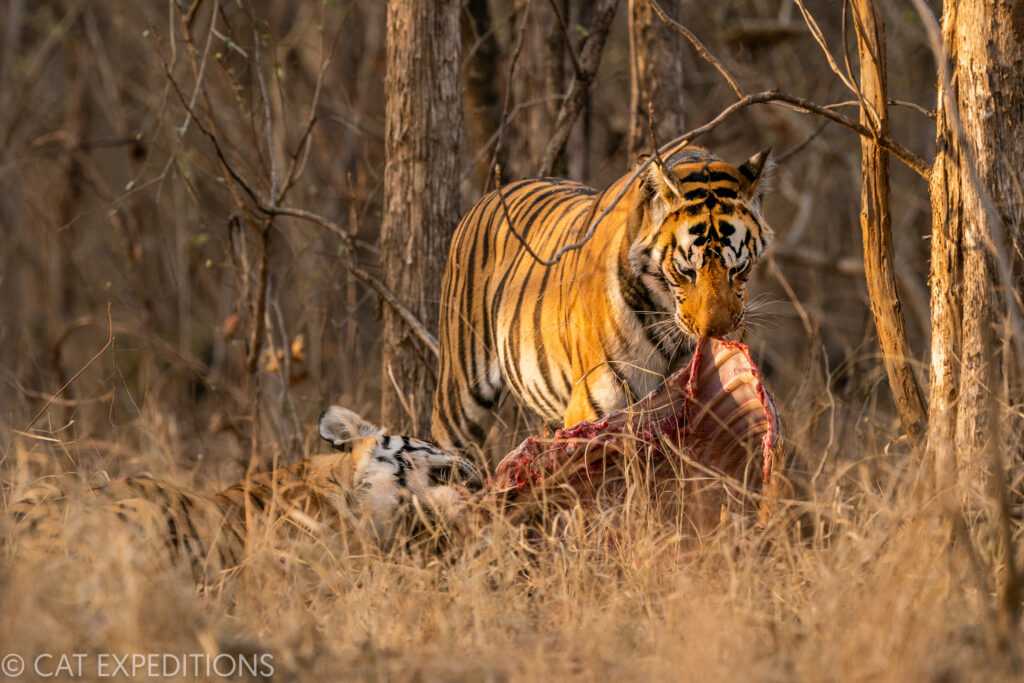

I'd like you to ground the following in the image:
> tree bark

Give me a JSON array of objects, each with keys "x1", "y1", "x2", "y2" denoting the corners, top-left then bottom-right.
[
  {"x1": 926, "y1": 0, "x2": 1024, "y2": 491},
  {"x1": 852, "y1": 0, "x2": 928, "y2": 449},
  {"x1": 381, "y1": 0, "x2": 462, "y2": 434},
  {"x1": 627, "y1": 0, "x2": 684, "y2": 160}
]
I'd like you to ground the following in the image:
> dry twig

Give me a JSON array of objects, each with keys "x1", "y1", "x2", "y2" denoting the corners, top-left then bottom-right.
[
  {"x1": 646, "y1": 0, "x2": 743, "y2": 98},
  {"x1": 26, "y1": 303, "x2": 114, "y2": 432}
]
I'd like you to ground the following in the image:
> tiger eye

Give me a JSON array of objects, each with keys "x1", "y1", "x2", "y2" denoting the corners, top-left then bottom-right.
[{"x1": 674, "y1": 262, "x2": 697, "y2": 282}]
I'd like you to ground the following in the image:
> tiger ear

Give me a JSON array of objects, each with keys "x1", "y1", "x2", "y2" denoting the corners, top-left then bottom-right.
[
  {"x1": 638, "y1": 157, "x2": 683, "y2": 228},
  {"x1": 738, "y1": 147, "x2": 775, "y2": 200},
  {"x1": 318, "y1": 406, "x2": 384, "y2": 450}
]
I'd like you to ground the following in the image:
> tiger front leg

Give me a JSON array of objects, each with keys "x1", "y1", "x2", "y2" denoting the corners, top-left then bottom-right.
[
  {"x1": 563, "y1": 366, "x2": 630, "y2": 428},
  {"x1": 431, "y1": 365, "x2": 502, "y2": 456}
]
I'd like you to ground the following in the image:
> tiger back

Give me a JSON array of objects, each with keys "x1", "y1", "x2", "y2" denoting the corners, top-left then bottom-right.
[{"x1": 432, "y1": 147, "x2": 774, "y2": 454}]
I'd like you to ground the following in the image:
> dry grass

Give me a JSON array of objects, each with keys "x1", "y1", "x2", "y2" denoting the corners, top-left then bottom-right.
[{"x1": 2, "y1": 408, "x2": 1021, "y2": 682}]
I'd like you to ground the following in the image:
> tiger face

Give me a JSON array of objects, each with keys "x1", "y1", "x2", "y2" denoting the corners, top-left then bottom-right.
[{"x1": 629, "y1": 148, "x2": 774, "y2": 339}]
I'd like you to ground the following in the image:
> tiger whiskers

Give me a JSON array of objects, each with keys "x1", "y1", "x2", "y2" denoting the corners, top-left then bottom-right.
[
  {"x1": 745, "y1": 293, "x2": 784, "y2": 313},
  {"x1": 638, "y1": 318, "x2": 687, "y2": 368}
]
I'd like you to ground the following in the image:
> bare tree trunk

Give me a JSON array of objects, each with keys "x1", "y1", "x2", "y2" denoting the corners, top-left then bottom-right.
[
  {"x1": 627, "y1": 0, "x2": 684, "y2": 160},
  {"x1": 926, "y1": 0, "x2": 1024, "y2": 491},
  {"x1": 925, "y1": 0, "x2": 1024, "y2": 638},
  {"x1": 381, "y1": 0, "x2": 462, "y2": 434},
  {"x1": 851, "y1": 0, "x2": 928, "y2": 449}
]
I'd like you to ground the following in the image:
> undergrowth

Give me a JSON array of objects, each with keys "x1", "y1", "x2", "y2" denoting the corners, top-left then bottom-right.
[{"x1": 2, "y1": 419, "x2": 1020, "y2": 682}]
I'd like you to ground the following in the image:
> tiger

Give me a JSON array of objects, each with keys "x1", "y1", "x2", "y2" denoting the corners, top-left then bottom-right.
[
  {"x1": 9, "y1": 407, "x2": 482, "y2": 578},
  {"x1": 432, "y1": 146, "x2": 775, "y2": 454}
]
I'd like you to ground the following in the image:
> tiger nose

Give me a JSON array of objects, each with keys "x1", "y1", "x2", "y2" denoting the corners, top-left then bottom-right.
[{"x1": 694, "y1": 306, "x2": 738, "y2": 339}]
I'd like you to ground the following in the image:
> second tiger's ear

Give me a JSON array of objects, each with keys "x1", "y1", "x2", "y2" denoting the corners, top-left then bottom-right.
[
  {"x1": 318, "y1": 406, "x2": 384, "y2": 450},
  {"x1": 738, "y1": 147, "x2": 775, "y2": 200}
]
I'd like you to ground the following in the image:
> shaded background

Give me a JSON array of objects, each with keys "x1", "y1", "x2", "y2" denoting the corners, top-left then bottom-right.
[{"x1": 0, "y1": 0, "x2": 940, "y2": 478}]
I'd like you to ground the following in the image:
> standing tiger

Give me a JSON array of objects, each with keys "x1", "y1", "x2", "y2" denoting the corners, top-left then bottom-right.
[{"x1": 432, "y1": 146, "x2": 775, "y2": 453}]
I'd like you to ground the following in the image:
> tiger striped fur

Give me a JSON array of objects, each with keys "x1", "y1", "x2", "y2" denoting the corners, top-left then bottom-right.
[
  {"x1": 432, "y1": 147, "x2": 774, "y2": 453},
  {"x1": 11, "y1": 407, "x2": 481, "y2": 578}
]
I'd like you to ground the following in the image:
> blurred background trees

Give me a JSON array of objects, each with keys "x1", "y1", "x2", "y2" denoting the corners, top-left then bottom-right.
[{"x1": 2, "y1": 0, "x2": 1016, "y2": 496}]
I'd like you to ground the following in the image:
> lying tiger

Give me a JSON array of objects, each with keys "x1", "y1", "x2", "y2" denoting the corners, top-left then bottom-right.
[
  {"x1": 10, "y1": 408, "x2": 482, "y2": 578},
  {"x1": 433, "y1": 146, "x2": 775, "y2": 453}
]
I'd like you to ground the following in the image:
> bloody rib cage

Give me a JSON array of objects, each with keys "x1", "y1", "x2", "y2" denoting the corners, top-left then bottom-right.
[{"x1": 490, "y1": 338, "x2": 781, "y2": 525}]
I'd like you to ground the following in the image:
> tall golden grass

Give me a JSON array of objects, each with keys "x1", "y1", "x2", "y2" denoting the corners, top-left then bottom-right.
[{"x1": 2, "y1": 398, "x2": 1019, "y2": 682}]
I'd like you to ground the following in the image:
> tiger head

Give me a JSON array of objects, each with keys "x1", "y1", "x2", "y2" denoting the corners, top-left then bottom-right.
[{"x1": 628, "y1": 147, "x2": 774, "y2": 339}]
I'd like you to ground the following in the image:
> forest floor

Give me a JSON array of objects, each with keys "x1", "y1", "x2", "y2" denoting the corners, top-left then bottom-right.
[{"x1": 2, "y1": 415, "x2": 1019, "y2": 683}]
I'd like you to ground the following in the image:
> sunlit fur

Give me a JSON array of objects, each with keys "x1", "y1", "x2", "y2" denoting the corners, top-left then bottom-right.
[
  {"x1": 12, "y1": 408, "x2": 482, "y2": 578},
  {"x1": 432, "y1": 147, "x2": 774, "y2": 453}
]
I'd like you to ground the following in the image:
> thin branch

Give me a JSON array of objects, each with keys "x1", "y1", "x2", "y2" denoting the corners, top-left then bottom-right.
[
  {"x1": 251, "y1": 206, "x2": 439, "y2": 356},
  {"x1": 841, "y1": 0, "x2": 878, "y2": 131},
  {"x1": 461, "y1": 95, "x2": 561, "y2": 182},
  {"x1": 537, "y1": 0, "x2": 619, "y2": 176},
  {"x1": 774, "y1": 244, "x2": 864, "y2": 276},
  {"x1": 546, "y1": 0, "x2": 585, "y2": 79},
  {"x1": 246, "y1": 220, "x2": 272, "y2": 374},
  {"x1": 350, "y1": 263, "x2": 439, "y2": 357},
  {"x1": 775, "y1": 119, "x2": 829, "y2": 165},
  {"x1": 509, "y1": 88, "x2": 932, "y2": 268},
  {"x1": 149, "y1": 0, "x2": 219, "y2": 205},
  {"x1": 161, "y1": 57, "x2": 439, "y2": 358},
  {"x1": 183, "y1": 0, "x2": 202, "y2": 31},
  {"x1": 245, "y1": 205, "x2": 439, "y2": 356},
  {"x1": 766, "y1": 256, "x2": 815, "y2": 336},
  {"x1": 646, "y1": 0, "x2": 743, "y2": 98},
  {"x1": 646, "y1": 102, "x2": 670, "y2": 171},
  {"x1": 26, "y1": 303, "x2": 114, "y2": 431},
  {"x1": 824, "y1": 98, "x2": 936, "y2": 120},
  {"x1": 658, "y1": 89, "x2": 931, "y2": 179},
  {"x1": 274, "y1": 28, "x2": 336, "y2": 204},
  {"x1": 250, "y1": 8, "x2": 279, "y2": 204},
  {"x1": 485, "y1": 0, "x2": 532, "y2": 193},
  {"x1": 492, "y1": 165, "x2": 554, "y2": 264},
  {"x1": 792, "y1": 0, "x2": 858, "y2": 95}
]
